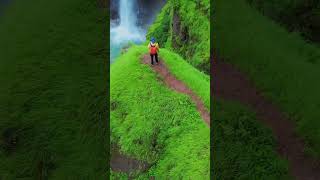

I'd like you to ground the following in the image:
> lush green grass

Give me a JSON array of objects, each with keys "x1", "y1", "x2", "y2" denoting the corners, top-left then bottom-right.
[
  {"x1": 0, "y1": 0, "x2": 108, "y2": 179},
  {"x1": 110, "y1": 171, "x2": 128, "y2": 179},
  {"x1": 146, "y1": 3, "x2": 171, "y2": 49},
  {"x1": 213, "y1": 99, "x2": 290, "y2": 179},
  {"x1": 110, "y1": 170, "x2": 156, "y2": 180},
  {"x1": 159, "y1": 49, "x2": 210, "y2": 109},
  {"x1": 214, "y1": 0, "x2": 320, "y2": 158},
  {"x1": 110, "y1": 45, "x2": 209, "y2": 179},
  {"x1": 147, "y1": 0, "x2": 210, "y2": 73},
  {"x1": 246, "y1": 0, "x2": 320, "y2": 43}
]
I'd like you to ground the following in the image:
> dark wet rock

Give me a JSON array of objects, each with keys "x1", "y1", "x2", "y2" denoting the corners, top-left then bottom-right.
[
  {"x1": 110, "y1": 145, "x2": 150, "y2": 173},
  {"x1": 172, "y1": 9, "x2": 181, "y2": 49},
  {"x1": 135, "y1": 0, "x2": 166, "y2": 28},
  {"x1": 1, "y1": 127, "x2": 19, "y2": 154},
  {"x1": 110, "y1": 0, "x2": 119, "y2": 21}
]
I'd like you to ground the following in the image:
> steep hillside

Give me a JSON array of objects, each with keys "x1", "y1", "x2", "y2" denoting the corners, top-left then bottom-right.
[
  {"x1": 213, "y1": 0, "x2": 320, "y2": 178},
  {"x1": 110, "y1": 46, "x2": 209, "y2": 179},
  {"x1": 247, "y1": 0, "x2": 320, "y2": 43},
  {"x1": 214, "y1": 0, "x2": 320, "y2": 158},
  {"x1": 146, "y1": 0, "x2": 210, "y2": 73},
  {"x1": 0, "y1": 0, "x2": 108, "y2": 179},
  {"x1": 213, "y1": 100, "x2": 289, "y2": 179}
]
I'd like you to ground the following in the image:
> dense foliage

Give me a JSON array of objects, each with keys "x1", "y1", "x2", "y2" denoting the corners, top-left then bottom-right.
[
  {"x1": 214, "y1": 0, "x2": 320, "y2": 158},
  {"x1": 247, "y1": 0, "x2": 320, "y2": 43},
  {"x1": 111, "y1": 46, "x2": 209, "y2": 179},
  {"x1": 147, "y1": 0, "x2": 210, "y2": 73},
  {"x1": 0, "y1": 0, "x2": 108, "y2": 179},
  {"x1": 213, "y1": 100, "x2": 290, "y2": 179}
]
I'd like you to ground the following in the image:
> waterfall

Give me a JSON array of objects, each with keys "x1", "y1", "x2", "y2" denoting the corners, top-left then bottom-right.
[
  {"x1": 110, "y1": 0, "x2": 145, "y2": 63},
  {"x1": 119, "y1": 0, "x2": 134, "y2": 29}
]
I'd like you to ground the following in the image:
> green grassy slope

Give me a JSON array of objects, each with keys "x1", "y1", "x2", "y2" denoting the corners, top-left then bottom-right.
[
  {"x1": 246, "y1": 0, "x2": 320, "y2": 43},
  {"x1": 214, "y1": 0, "x2": 320, "y2": 157},
  {"x1": 110, "y1": 46, "x2": 209, "y2": 179},
  {"x1": 158, "y1": 49, "x2": 210, "y2": 109},
  {"x1": 147, "y1": 0, "x2": 210, "y2": 73},
  {"x1": 0, "y1": 0, "x2": 108, "y2": 179},
  {"x1": 213, "y1": 100, "x2": 290, "y2": 179}
]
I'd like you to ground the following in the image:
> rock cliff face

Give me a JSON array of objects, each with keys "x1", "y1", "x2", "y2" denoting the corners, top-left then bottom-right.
[
  {"x1": 135, "y1": 0, "x2": 166, "y2": 28},
  {"x1": 147, "y1": 0, "x2": 210, "y2": 73},
  {"x1": 110, "y1": 0, "x2": 119, "y2": 21},
  {"x1": 111, "y1": 0, "x2": 210, "y2": 72},
  {"x1": 247, "y1": 0, "x2": 320, "y2": 43}
]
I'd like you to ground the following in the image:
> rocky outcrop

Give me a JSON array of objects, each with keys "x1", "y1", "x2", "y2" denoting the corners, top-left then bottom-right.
[
  {"x1": 172, "y1": 10, "x2": 188, "y2": 49},
  {"x1": 110, "y1": 0, "x2": 119, "y2": 21},
  {"x1": 147, "y1": 0, "x2": 210, "y2": 73},
  {"x1": 136, "y1": 0, "x2": 166, "y2": 28}
]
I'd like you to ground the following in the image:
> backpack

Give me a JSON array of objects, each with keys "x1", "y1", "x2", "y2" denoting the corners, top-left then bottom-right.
[{"x1": 150, "y1": 43, "x2": 158, "y2": 55}]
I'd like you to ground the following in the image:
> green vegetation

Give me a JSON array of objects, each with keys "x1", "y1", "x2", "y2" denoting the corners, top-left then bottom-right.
[
  {"x1": 146, "y1": 3, "x2": 171, "y2": 49},
  {"x1": 213, "y1": 99, "x2": 290, "y2": 179},
  {"x1": 214, "y1": 0, "x2": 320, "y2": 158},
  {"x1": 111, "y1": 45, "x2": 209, "y2": 179},
  {"x1": 247, "y1": 0, "x2": 320, "y2": 43},
  {"x1": 0, "y1": 0, "x2": 108, "y2": 179},
  {"x1": 157, "y1": 48, "x2": 210, "y2": 109},
  {"x1": 147, "y1": 0, "x2": 210, "y2": 73},
  {"x1": 110, "y1": 171, "x2": 128, "y2": 179}
]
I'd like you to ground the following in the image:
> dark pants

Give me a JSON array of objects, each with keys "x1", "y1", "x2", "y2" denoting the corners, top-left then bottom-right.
[{"x1": 150, "y1": 53, "x2": 158, "y2": 64}]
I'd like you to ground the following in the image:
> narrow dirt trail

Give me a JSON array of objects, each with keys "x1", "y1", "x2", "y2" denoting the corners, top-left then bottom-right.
[
  {"x1": 142, "y1": 54, "x2": 210, "y2": 126},
  {"x1": 213, "y1": 57, "x2": 320, "y2": 180}
]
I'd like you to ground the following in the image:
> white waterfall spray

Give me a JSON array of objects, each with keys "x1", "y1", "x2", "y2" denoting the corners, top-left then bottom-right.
[{"x1": 110, "y1": 0, "x2": 145, "y2": 62}]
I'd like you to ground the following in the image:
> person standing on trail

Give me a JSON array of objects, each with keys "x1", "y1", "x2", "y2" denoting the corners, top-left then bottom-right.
[{"x1": 148, "y1": 37, "x2": 159, "y2": 65}]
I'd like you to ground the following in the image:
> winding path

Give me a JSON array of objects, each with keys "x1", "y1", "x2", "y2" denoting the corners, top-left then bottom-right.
[
  {"x1": 213, "y1": 57, "x2": 320, "y2": 180},
  {"x1": 111, "y1": 54, "x2": 210, "y2": 178},
  {"x1": 142, "y1": 54, "x2": 210, "y2": 126}
]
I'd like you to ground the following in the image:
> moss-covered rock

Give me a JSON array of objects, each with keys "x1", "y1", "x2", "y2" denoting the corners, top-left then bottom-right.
[{"x1": 147, "y1": 0, "x2": 210, "y2": 73}]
